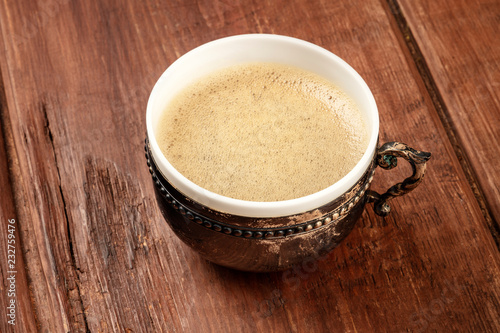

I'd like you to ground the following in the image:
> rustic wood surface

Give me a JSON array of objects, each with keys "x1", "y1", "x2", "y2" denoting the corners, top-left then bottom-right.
[
  {"x1": 396, "y1": 0, "x2": 500, "y2": 243},
  {"x1": 0, "y1": 0, "x2": 498, "y2": 332}
]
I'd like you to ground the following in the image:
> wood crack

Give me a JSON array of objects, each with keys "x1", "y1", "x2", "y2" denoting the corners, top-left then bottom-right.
[
  {"x1": 42, "y1": 104, "x2": 91, "y2": 333},
  {"x1": 384, "y1": 0, "x2": 499, "y2": 250}
]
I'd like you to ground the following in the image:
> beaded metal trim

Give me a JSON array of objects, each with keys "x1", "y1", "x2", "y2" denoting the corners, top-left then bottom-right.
[{"x1": 145, "y1": 141, "x2": 374, "y2": 239}]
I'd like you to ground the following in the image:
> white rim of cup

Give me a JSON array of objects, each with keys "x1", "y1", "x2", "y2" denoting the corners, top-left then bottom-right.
[{"x1": 146, "y1": 34, "x2": 379, "y2": 218}]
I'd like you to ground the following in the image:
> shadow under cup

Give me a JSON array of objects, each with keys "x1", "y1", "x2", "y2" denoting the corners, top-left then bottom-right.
[{"x1": 145, "y1": 34, "x2": 430, "y2": 272}]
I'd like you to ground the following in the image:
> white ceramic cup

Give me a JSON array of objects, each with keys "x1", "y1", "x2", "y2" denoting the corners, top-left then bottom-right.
[{"x1": 146, "y1": 34, "x2": 379, "y2": 218}]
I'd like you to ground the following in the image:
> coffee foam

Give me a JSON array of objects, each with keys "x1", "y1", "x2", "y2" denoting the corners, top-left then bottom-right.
[{"x1": 156, "y1": 63, "x2": 368, "y2": 202}]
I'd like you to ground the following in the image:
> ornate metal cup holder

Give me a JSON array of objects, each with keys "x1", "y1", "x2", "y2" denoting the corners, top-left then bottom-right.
[{"x1": 145, "y1": 138, "x2": 430, "y2": 272}]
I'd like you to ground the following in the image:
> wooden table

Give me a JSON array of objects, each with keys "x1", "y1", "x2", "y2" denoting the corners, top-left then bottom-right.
[{"x1": 1, "y1": 0, "x2": 499, "y2": 332}]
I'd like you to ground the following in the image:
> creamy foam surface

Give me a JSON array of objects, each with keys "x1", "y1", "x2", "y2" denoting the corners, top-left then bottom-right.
[{"x1": 156, "y1": 63, "x2": 369, "y2": 202}]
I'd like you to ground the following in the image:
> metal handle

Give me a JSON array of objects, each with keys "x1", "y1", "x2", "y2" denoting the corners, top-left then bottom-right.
[{"x1": 367, "y1": 141, "x2": 431, "y2": 217}]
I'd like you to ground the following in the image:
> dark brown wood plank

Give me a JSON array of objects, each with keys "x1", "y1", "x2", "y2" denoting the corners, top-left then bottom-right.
[
  {"x1": 0, "y1": 0, "x2": 498, "y2": 332},
  {"x1": 0, "y1": 77, "x2": 37, "y2": 332},
  {"x1": 396, "y1": 0, "x2": 500, "y2": 229}
]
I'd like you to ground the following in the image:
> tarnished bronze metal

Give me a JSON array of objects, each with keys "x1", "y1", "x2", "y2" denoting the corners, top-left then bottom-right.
[
  {"x1": 145, "y1": 139, "x2": 430, "y2": 272},
  {"x1": 367, "y1": 142, "x2": 431, "y2": 217}
]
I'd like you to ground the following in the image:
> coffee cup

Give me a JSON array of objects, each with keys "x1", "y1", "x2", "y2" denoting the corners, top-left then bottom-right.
[{"x1": 145, "y1": 34, "x2": 431, "y2": 272}]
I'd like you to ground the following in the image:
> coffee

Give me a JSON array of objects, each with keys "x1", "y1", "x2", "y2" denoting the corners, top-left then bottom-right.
[{"x1": 156, "y1": 63, "x2": 368, "y2": 202}]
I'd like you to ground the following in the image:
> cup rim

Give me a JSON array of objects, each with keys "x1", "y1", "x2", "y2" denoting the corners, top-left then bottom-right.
[{"x1": 146, "y1": 34, "x2": 379, "y2": 217}]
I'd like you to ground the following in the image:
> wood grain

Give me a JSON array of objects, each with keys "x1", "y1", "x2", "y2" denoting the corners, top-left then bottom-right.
[
  {"x1": 0, "y1": 0, "x2": 498, "y2": 332},
  {"x1": 396, "y1": 0, "x2": 500, "y2": 229},
  {"x1": 0, "y1": 75, "x2": 37, "y2": 332}
]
